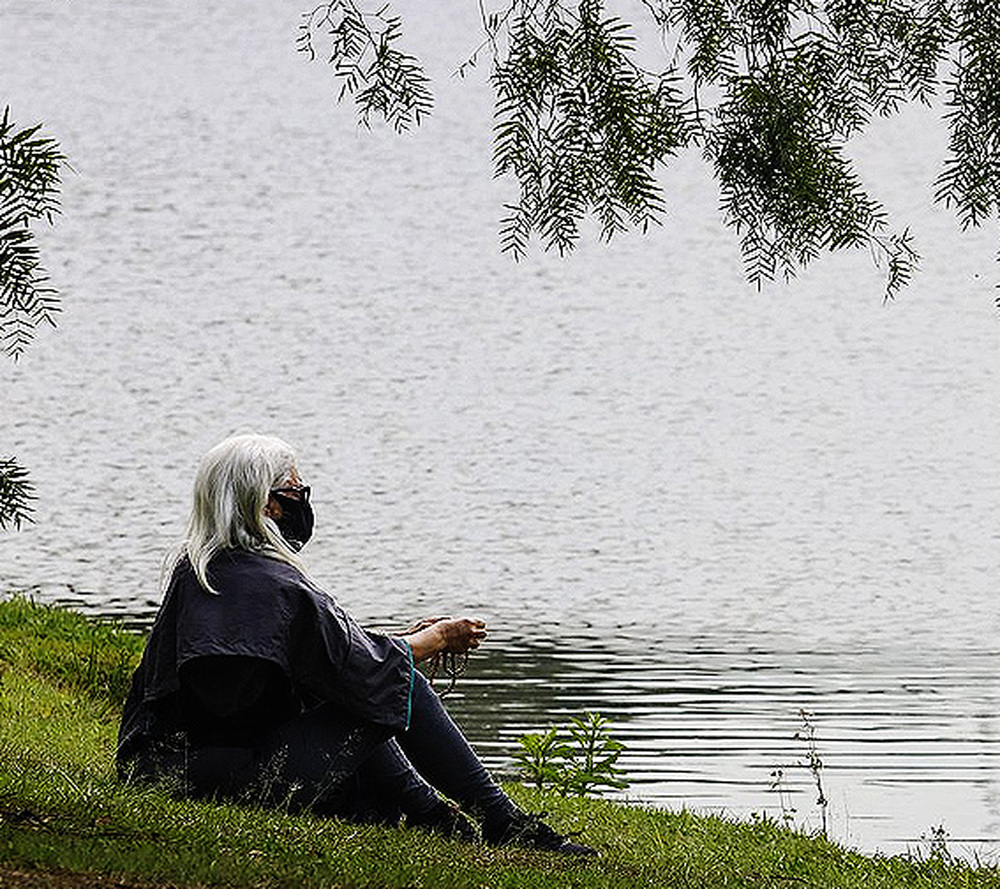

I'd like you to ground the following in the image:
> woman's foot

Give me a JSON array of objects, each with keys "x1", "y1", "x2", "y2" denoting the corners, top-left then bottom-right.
[{"x1": 483, "y1": 810, "x2": 598, "y2": 856}]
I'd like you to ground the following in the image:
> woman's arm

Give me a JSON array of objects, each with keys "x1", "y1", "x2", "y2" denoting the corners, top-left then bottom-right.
[{"x1": 401, "y1": 617, "x2": 488, "y2": 663}]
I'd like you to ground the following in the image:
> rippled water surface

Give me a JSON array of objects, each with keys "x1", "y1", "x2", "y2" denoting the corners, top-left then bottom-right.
[{"x1": 3, "y1": 0, "x2": 1000, "y2": 858}]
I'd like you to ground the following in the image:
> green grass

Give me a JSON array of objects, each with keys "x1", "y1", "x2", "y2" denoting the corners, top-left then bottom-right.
[{"x1": 1, "y1": 595, "x2": 999, "y2": 888}]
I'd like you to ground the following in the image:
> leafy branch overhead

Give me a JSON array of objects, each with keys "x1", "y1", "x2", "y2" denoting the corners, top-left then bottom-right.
[
  {"x1": 0, "y1": 456, "x2": 35, "y2": 531},
  {"x1": 300, "y1": 0, "x2": 1000, "y2": 297},
  {"x1": 0, "y1": 106, "x2": 64, "y2": 361},
  {"x1": 298, "y1": 1, "x2": 433, "y2": 132},
  {"x1": 0, "y1": 107, "x2": 65, "y2": 531}
]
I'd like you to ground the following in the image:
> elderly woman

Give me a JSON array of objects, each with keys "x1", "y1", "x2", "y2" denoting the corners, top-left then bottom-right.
[{"x1": 117, "y1": 434, "x2": 594, "y2": 855}]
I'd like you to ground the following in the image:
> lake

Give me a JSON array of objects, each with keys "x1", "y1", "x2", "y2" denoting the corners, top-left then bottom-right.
[{"x1": 2, "y1": 0, "x2": 1000, "y2": 858}]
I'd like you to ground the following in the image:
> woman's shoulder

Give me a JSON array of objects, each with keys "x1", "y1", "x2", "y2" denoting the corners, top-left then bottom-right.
[
  {"x1": 208, "y1": 548, "x2": 299, "y2": 577},
  {"x1": 164, "y1": 550, "x2": 307, "y2": 597},
  {"x1": 204, "y1": 549, "x2": 317, "y2": 598}
]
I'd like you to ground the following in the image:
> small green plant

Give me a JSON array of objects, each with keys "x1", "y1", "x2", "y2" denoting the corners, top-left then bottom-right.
[
  {"x1": 794, "y1": 710, "x2": 828, "y2": 838},
  {"x1": 515, "y1": 726, "x2": 572, "y2": 791},
  {"x1": 768, "y1": 767, "x2": 796, "y2": 828},
  {"x1": 918, "y1": 824, "x2": 953, "y2": 863},
  {"x1": 514, "y1": 711, "x2": 629, "y2": 797},
  {"x1": 768, "y1": 709, "x2": 829, "y2": 837}
]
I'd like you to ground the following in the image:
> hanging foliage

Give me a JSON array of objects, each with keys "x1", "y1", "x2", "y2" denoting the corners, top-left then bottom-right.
[
  {"x1": 0, "y1": 106, "x2": 64, "y2": 532},
  {"x1": 301, "y1": 0, "x2": 1000, "y2": 299}
]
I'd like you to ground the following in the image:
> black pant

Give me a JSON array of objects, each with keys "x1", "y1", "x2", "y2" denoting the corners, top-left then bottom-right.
[{"x1": 173, "y1": 672, "x2": 516, "y2": 827}]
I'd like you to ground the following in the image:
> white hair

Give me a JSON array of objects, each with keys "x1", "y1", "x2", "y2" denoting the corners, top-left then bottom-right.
[{"x1": 180, "y1": 433, "x2": 304, "y2": 593}]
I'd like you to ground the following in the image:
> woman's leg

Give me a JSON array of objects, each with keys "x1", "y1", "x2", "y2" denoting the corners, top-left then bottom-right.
[
  {"x1": 347, "y1": 738, "x2": 444, "y2": 823},
  {"x1": 177, "y1": 699, "x2": 468, "y2": 831},
  {"x1": 395, "y1": 672, "x2": 519, "y2": 834},
  {"x1": 349, "y1": 738, "x2": 478, "y2": 837},
  {"x1": 250, "y1": 701, "x2": 458, "y2": 827},
  {"x1": 396, "y1": 673, "x2": 597, "y2": 853},
  {"x1": 248, "y1": 702, "x2": 395, "y2": 817}
]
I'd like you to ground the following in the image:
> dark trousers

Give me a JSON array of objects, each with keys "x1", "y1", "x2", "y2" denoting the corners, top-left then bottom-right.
[{"x1": 179, "y1": 672, "x2": 515, "y2": 826}]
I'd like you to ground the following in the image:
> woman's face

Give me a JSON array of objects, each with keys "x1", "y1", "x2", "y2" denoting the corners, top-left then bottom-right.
[
  {"x1": 264, "y1": 467, "x2": 303, "y2": 521},
  {"x1": 263, "y1": 466, "x2": 315, "y2": 550}
]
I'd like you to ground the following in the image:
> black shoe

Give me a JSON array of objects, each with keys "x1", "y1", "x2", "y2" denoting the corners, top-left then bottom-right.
[
  {"x1": 408, "y1": 799, "x2": 479, "y2": 842},
  {"x1": 484, "y1": 811, "x2": 598, "y2": 856}
]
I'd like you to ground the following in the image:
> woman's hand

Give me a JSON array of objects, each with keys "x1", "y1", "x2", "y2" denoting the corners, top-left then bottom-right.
[
  {"x1": 401, "y1": 616, "x2": 448, "y2": 635},
  {"x1": 401, "y1": 617, "x2": 488, "y2": 663},
  {"x1": 436, "y1": 617, "x2": 488, "y2": 654}
]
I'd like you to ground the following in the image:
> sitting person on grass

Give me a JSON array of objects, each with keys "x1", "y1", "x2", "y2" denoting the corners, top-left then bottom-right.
[{"x1": 116, "y1": 433, "x2": 595, "y2": 856}]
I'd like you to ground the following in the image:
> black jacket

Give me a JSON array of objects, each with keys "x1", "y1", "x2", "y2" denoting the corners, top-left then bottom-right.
[{"x1": 117, "y1": 550, "x2": 414, "y2": 767}]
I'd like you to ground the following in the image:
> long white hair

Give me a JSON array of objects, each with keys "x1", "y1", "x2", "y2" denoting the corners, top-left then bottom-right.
[{"x1": 179, "y1": 433, "x2": 305, "y2": 593}]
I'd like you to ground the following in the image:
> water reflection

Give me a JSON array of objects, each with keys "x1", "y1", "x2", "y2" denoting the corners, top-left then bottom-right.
[{"x1": 428, "y1": 630, "x2": 1000, "y2": 856}]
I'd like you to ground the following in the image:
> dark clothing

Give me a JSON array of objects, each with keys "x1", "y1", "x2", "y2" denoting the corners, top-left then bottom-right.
[
  {"x1": 118, "y1": 550, "x2": 414, "y2": 767},
  {"x1": 116, "y1": 550, "x2": 514, "y2": 829},
  {"x1": 177, "y1": 655, "x2": 296, "y2": 747}
]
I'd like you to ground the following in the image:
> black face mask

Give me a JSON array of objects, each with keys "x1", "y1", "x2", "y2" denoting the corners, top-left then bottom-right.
[{"x1": 271, "y1": 488, "x2": 314, "y2": 551}]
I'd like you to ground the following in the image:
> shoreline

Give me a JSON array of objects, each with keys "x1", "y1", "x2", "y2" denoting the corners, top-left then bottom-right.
[{"x1": 3, "y1": 597, "x2": 998, "y2": 887}]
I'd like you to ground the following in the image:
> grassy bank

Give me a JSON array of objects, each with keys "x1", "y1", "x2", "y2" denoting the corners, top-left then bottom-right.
[{"x1": 1, "y1": 596, "x2": 997, "y2": 888}]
